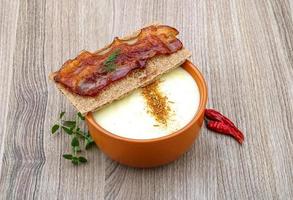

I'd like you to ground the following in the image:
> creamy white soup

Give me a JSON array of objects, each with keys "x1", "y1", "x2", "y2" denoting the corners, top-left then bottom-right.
[{"x1": 93, "y1": 67, "x2": 200, "y2": 139}]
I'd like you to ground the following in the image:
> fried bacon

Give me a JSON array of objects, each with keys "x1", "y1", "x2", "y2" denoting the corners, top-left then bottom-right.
[{"x1": 53, "y1": 25, "x2": 183, "y2": 96}]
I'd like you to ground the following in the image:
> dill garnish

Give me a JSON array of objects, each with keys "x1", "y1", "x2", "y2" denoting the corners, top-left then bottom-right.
[{"x1": 103, "y1": 49, "x2": 120, "y2": 72}]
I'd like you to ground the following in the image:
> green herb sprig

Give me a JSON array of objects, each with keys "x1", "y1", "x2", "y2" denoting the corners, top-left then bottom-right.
[
  {"x1": 103, "y1": 49, "x2": 120, "y2": 72},
  {"x1": 51, "y1": 111, "x2": 95, "y2": 165}
]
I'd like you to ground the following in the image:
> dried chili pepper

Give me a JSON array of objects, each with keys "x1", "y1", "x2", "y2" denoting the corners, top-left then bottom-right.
[
  {"x1": 206, "y1": 121, "x2": 244, "y2": 144},
  {"x1": 205, "y1": 109, "x2": 244, "y2": 144},
  {"x1": 205, "y1": 109, "x2": 236, "y2": 127}
]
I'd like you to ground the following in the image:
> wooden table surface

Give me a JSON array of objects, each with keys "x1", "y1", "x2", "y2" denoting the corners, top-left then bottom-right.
[{"x1": 0, "y1": 0, "x2": 292, "y2": 199}]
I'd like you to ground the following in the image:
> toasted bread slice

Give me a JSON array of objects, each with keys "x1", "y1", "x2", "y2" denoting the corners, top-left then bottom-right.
[{"x1": 49, "y1": 26, "x2": 191, "y2": 114}]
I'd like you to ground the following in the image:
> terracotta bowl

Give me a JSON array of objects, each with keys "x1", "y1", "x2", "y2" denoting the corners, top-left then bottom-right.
[{"x1": 86, "y1": 60, "x2": 208, "y2": 168}]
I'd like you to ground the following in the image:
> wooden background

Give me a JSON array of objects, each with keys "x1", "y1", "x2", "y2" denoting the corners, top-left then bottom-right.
[{"x1": 0, "y1": 0, "x2": 292, "y2": 199}]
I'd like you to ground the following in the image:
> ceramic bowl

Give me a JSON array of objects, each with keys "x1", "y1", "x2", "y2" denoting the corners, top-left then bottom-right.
[{"x1": 86, "y1": 60, "x2": 208, "y2": 168}]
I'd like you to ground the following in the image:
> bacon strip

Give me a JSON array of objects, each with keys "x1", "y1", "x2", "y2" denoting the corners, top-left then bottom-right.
[{"x1": 53, "y1": 25, "x2": 183, "y2": 96}]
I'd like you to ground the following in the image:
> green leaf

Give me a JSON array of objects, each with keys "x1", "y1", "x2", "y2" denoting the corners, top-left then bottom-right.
[
  {"x1": 59, "y1": 111, "x2": 65, "y2": 119},
  {"x1": 63, "y1": 120, "x2": 76, "y2": 128},
  {"x1": 85, "y1": 137, "x2": 94, "y2": 149},
  {"x1": 71, "y1": 137, "x2": 79, "y2": 147},
  {"x1": 85, "y1": 141, "x2": 94, "y2": 150},
  {"x1": 103, "y1": 49, "x2": 120, "y2": 72},
  {"x1": 78, "y1": 156, "x2": 87, "y2": 163},
  {"x1": 61, "y1": 126, "x2": 73, "y2": 135},
  {"x1": 104, "y1": 49, "x2": 120, "y2": 65},
  {"x1": 77, "y1": 112, "x2": 85, "y2": 120},
  {"x1": 71, "y1": 157, "x2": 79, "y2": 165},
  {"x1": 51, "y1": 124, "x2": 59, "y2": 134},
  {"x1": 63, "y1": 154, "x2": 73, "y2": 160}
]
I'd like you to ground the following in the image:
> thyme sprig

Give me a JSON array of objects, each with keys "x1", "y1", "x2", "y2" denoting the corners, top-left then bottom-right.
[
  {"x1": 103, "y1": 49, "x2": 120, "y2": 72},
  {"x1": 51, "y1": 111, "x2": 95, "y2": 165}
]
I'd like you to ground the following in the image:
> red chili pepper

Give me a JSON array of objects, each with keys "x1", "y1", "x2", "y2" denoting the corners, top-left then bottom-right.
[
  {"x1": 205, "y1": 109, "x2": 244, "y2": 144},
  {"x1": 205, "y1": 109, "x2": 236, "y2": 128},
  {"x1": 206, "y1": 121, "x2": 244, "y2": 144}
]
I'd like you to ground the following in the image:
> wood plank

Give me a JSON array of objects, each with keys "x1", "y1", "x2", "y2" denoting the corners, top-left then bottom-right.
[
  {"x1": 0, "y1": 0, "x2": 20, "y2": 179},
  {"x1": 0, "y1": 0, "x2": 48, "y2": 198}
]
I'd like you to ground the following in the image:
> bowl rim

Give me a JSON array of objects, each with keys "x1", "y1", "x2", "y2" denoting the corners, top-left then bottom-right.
[{"x1": 86, "y1": 60, "x2": 208, "y2": 143}]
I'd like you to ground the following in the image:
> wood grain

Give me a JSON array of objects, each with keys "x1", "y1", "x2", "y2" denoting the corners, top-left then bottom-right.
[{"x1": 0, "y1": 0, "x2": 292, "y2": 199}]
